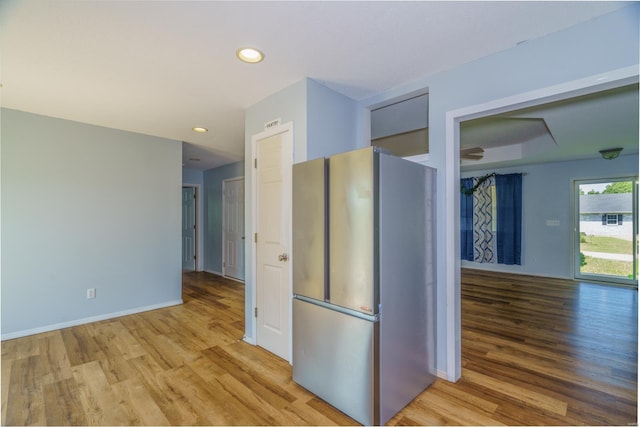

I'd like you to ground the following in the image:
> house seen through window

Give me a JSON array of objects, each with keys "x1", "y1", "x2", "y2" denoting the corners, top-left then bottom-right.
[{"x1": 576, "y1": 178, "x2": 638, "y2": 285}]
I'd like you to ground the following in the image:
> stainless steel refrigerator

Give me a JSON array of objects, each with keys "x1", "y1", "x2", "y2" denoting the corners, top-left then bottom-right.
[{"x1": 292, "y1": 146, "x2": 436, "y2": 426}]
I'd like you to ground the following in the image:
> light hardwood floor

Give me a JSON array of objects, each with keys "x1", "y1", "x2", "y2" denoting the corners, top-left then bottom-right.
[{"x1": 2, "y1": 270, "x2": 637, "y2": 425}]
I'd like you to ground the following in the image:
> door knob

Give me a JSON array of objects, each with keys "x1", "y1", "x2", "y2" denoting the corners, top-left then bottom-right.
[{"x1": 278, "y1": 253, "x2": 289, "y2": 262}]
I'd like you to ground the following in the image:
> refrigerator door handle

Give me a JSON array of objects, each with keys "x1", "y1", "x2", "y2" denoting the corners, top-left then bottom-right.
[{"x1": 293, "y1": 295, "x2": 379, "y2": 322}]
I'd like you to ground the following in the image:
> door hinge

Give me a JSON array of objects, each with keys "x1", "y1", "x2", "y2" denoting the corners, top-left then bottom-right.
[
  {"x1": 193, "y1": 255, "x2": 196, "y2": 260},
  {"x1": 254, "y1": 307, "x2": 258, "y2": 318},
  {"x1": 254, "y1": 233, "x2": 258, "y2": 243},
  {"x1": 254, "y1": 158, "x2": 257, "y2": 168}
]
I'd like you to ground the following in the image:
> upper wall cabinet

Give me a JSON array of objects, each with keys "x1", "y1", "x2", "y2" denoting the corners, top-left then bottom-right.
[{"x1": 371, "y1": 94, "x2": 428, "y2": 158}]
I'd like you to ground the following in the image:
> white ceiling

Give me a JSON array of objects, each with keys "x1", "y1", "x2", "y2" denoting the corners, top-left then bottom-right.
[
  {"x1": 0, "y1": 1, "x2": 632, "y2": 170},
  {"x1": 460, "y1": 83, "x2": 639, "y2": 171}
]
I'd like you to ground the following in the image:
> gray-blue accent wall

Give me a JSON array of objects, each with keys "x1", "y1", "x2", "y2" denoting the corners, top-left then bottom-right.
[
  {"x1": 203, "y1": 161, "x2": 245, "y2": 274},
  {"x1": 2, "y1": 108, "x2": 183, "y2": 338},
  {"x1": 183, "y1": 167, "x2": 204, "y2": 187}
]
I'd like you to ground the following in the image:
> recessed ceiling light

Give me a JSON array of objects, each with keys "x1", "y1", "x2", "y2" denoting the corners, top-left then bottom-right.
[
  {"x1": 192, "y1": 127, "x2": 208, "y2": 133},
  {"x1": 236, "y1": 47, "x2": 264, "y2": 64}
]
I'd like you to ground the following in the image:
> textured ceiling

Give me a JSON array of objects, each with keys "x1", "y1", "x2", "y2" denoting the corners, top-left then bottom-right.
[{"x1": 460, "y1": 83, "x2": 639, "y2": 171}]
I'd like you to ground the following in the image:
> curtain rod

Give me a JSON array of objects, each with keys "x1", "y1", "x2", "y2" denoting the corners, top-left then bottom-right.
[
  {"x1": 461, "y1": 172, "x2": 525, "y2": 196},
  {"x1": 462, "y1": 172, "x2": 527, "y2": 179}
]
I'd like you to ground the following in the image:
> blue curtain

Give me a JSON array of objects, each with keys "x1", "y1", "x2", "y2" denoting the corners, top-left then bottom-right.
[
  {"x1": 496, "y1": 173, "x2": 522, "y2": 265},
  {"x1": 460, "y1": 178, "x2": 474, "y2": 261}
]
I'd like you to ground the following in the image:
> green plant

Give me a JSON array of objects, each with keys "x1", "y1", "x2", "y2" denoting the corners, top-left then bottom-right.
[
  {"x1": 580, "y1": 252, "x2": 587, "y2": 267},
  {"x1": 461, "y1": 173, "x2": 496, "y2": 195},
  {"x1": 602, "y1": 181, "x2": 633, "y2": 194},
  {"x1": 581, "y1": 256, "x2": 633, "y2": 277},
  {"x1": 580, "y1": 235, "x2": 633, "y2": 255}
]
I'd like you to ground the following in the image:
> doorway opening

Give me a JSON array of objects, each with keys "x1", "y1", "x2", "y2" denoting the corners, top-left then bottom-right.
[
  {"x1": 445, "y1": 66, "x2": 638, "y2": 382},
  {"x1": 575, "y1": 177, "x2": 638, "y2": 286},
  {"x1": 222, "y1": 177, "x2": 246, "y2": 282},
  {"x1": 182, "y1": 186, "x2": 197, "y2": 271}
]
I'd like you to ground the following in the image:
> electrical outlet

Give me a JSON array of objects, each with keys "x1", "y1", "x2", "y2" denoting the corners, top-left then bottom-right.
[{"x1": 87, "y1": 288, "x2": 96, "y2": 299}]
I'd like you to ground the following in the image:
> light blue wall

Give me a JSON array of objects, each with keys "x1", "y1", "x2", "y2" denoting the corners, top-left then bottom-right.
[
  {"x1": 203, "y1": 161, "x2": 244, "y2": 274},
  {"x1": 182, "y1": 167, "x2": 203, "y2": 186},
  {"x1": 307, "y1": 79, "x2": 359, "y2": 160},
  {"x1": 1, "y1": 108, "x2": 183, "y2": 338},
  {"x1": 360, "y1": 4, "x2": 639, "y2": 378},
  {"x1": 243, "y1": 78, "x2": 360, "y2": 342},
  {"x1": 461, "y1": 154, "x2": 639, "y2": 278},
  {"x1": 245, "y1": 79, "x2": 308, "y2": 163}
]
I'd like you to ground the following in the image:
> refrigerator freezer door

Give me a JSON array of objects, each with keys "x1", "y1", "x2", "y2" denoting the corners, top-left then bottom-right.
[
  {"x1": 328, "y1": 147, "x2": 378, "y2": 314},
  {"x1": 292, "y1": 158, "x2": 327, "y2": 301},
  {"x1": 292, "y1": 298, "x2": 378, "y2": 426}
]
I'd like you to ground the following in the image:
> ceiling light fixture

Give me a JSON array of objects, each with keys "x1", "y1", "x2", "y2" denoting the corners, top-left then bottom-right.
[
  {"x1": 192, "y1": 127, "x2": 208, "y2": 133},
  {"x1": 599, "y1": 147, "x2": 623, "y2": 160},
  {"x1": 236, "y1": 47, "x2": 264, "y2": 64}
]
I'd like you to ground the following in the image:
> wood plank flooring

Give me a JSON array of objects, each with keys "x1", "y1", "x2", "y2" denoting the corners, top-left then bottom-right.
[{"x1": 2, "y1": 270, "x2": 637, "y2": 425}]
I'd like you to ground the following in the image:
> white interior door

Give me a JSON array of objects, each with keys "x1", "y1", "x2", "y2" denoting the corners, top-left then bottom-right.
[
  {"x1": 182, "y1": 186, "x2": 196, "y2": 270},
  {"x1": 255, "y1": 128, "x2": 292, "y2": 361},
  {"x1": 223, "y1": 177, "x2": 245, "y2": 281}
]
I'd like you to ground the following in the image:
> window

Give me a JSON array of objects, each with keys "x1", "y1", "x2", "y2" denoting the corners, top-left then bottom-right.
[
  {"x1": 605, "y1": 213, "x2": 623, "y2": 226},
  {"x1": 576, "y1": 178, "x2": 637, "y2": 286}
]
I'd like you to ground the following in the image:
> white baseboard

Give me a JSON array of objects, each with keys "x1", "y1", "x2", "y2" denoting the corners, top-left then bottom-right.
[
  {"x1": 204, "y1": 269, "x2": 245, "y2": 283},
  {"x1": 243, "y1": 335, "x2": 256, "y2": 345},
  {"x1": 437, "y1": 369, "x2": 450, "y2": 381},
  {"x1": 1, "y1": 299, "x2": 183, "y2": 341},
  {"x1": 461, "y1": 265, "x2": 569, "y2": 281}
]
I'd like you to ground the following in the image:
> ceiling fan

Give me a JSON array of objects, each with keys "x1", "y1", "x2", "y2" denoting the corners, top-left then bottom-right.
[{"x1": 460, "y1": 147, "x2": 484, "y2": 160}]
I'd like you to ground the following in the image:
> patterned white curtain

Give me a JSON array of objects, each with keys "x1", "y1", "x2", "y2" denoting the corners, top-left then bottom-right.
[{"x1": 472, "y1": 176, "x2": 496, "y2": 263}]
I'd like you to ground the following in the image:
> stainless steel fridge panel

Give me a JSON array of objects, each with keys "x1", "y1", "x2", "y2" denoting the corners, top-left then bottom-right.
[
  {"x1": 292, "y1": 148, "x2": 437, "y2": 426},
  {"x1": 328, "y1": 147, "x2": 378, "y2": 314},
  {"x1": 292, "y1": 158, "x2": 327, "y2": 301},
  {"x1": 378, "y1": 153, "x2": 437, "y2": 424},
  {"x1": 292, "y1": 298, "x2": 379, "y2": 425}
]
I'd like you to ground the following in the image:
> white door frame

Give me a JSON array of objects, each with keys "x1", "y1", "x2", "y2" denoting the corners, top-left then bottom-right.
[
  {"x1": 222, "y1": 176, "x2": 245, "y2": 281},
  {"x1": 444, "y1": 65, "x2": 638, "y2": 382},
  {"x1": 250, "y1": 122, "x2": 294, "y2": 361},
  {"x1": 182, "y1": 184, "x2": 202, "y2": 271}
]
